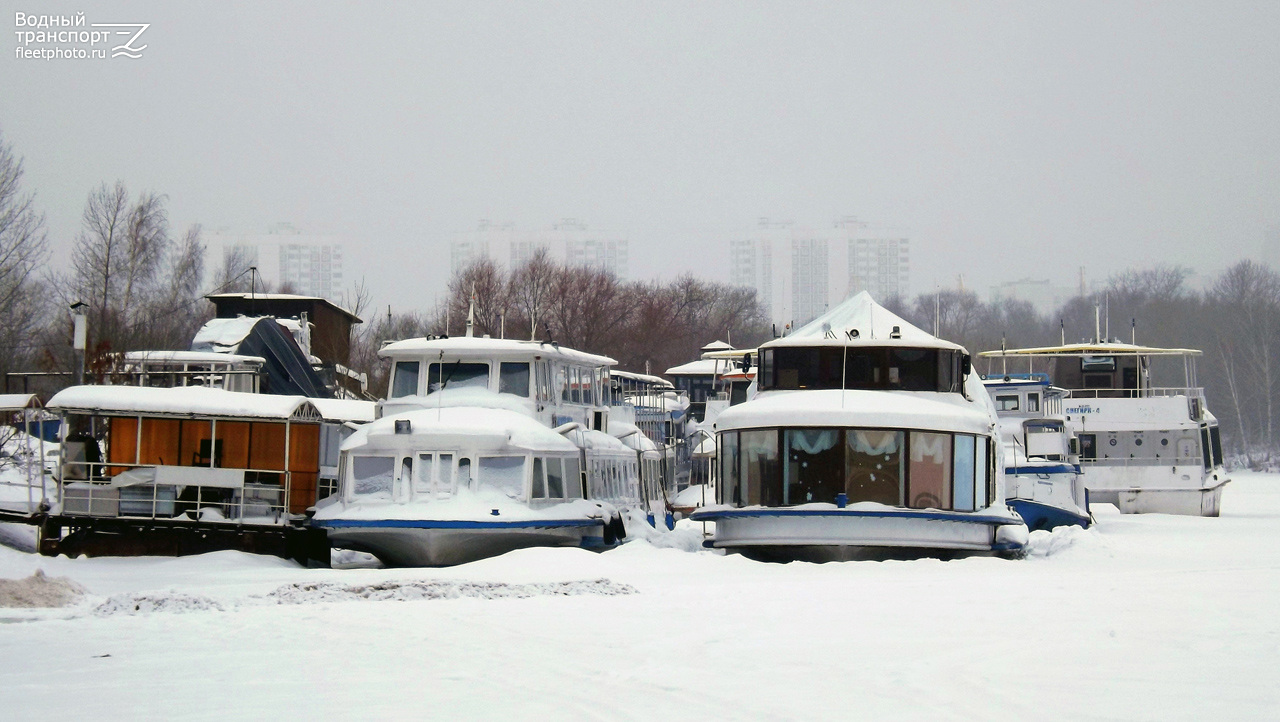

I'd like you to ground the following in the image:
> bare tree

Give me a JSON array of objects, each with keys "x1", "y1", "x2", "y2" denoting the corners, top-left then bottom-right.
[
  {"x1": 0, "y1": 132, "x2": 50, "y2": 380},
  {"x1": 508, "y1": 248, "x2": 557, "y2": 339}
]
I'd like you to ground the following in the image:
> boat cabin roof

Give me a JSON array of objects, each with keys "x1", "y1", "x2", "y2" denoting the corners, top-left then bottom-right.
[
  {"x1": 47, "y1": 385, "x2": 323, "y2": 423},
  {"x1": 380, "y1": 336, "x2": 616, "y2": 367},
  {"x1": 0, "y1": 393, "x2": 41, "y2": 411},
  {"x1": 123, "y1": 350, "x2": 267, "y2": 366},
  {"x1": 761, "y1": 292, "x2": 966, "y2": 353},
  {"x1": 664, "y1": 358, "x2": 725, "y2": 377},
  {"x1": 611, "y1": 370, "x2": 675, "y2": 389},
  {"x1": 979, "y1": 342, "x2": 1201, "y2": 358},
  {"x1": 349, "y1": 406, "x2": 580, "y2": 455}
]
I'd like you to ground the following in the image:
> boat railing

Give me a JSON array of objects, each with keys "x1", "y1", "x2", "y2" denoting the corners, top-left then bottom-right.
[
  {"x1": 1059, "y1": 386, "x2": 1205, "y2": 401},
  {"x1": 1080, "y1": 454, "x2": 1202, "y2": 468},
  {"x1": 57, "y1": 460, "x2": 291, "y2": 524}
]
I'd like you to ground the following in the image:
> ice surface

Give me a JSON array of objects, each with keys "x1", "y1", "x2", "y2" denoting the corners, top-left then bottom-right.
[{"x1": 0, "y1": 474, "x2": 1276, "y2": 719}]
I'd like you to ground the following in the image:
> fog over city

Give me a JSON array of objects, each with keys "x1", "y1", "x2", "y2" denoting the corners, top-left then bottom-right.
[{"x1": 3, "y1": 1, "x2": 1279, "y2": 313}]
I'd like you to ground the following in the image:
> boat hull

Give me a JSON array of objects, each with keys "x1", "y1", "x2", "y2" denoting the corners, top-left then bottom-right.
[
  {"x1": 1008, "y1": 498, "x2": 1091, "y2": 531},
  {"x1": 315, "y1": 518, "x2": 605, "y2": 567},
  {"x1": 689, "y1": 507, "x2": 1027, "y2": 561}
]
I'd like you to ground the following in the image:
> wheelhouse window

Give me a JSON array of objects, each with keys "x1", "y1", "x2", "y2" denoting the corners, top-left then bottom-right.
[
  {"x1": 428, "y1": 362, "x2": 490, "y2": 393},
  {"x1": 718, "y1": 427, "x2": 990, "y2": 512},
  {"x1": 479, "y1": 456, "x2": 526, "y2": 500},
  {"x1": 1027, "y1": 393, "x2": 1040, "y2": 412},
  {"x1": 391, "y1": 361, "x2": 419, "y2": 398},
  {"x1": 996, "y1": 395, "x2": 1019, "y2": 411},
  {"x1": 759, "y1": 347, "x2": 964, "y2": 393},
  {"x1": 350, "y1": 456, "x2": 395, "y2": 500},
  {"x1": 499, "y1": 362, "x2": 531, "y2": 397}
]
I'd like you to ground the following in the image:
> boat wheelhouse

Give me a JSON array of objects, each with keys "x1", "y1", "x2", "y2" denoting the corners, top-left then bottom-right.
[
  {"x1": 982, "y1": 375, "x2": 1090, "y2": 531},
  {"x1": 314, "y1": 332, "x2": 674, "y2": 566},
  {"x1": 692, "y1": 293, "x2": 1027, "y2": 561},
  {"x1": 979, "y1": 342, "x2": 1229, "y2": 516}
]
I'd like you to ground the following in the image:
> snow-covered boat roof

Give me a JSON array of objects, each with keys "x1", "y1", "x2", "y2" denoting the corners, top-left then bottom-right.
[
  {"x1": 379, "y1": 336, "x2": 616, "y2": 367},
  {"x1": 713, "y1": 388, "x2": 992, "y2": 436},
  {"x1": 0, "y1": 393, "x2": 41, "y2": 411},
  {"x1": 191, "y1": 317, "x2": 263, "y2": 352},
  {"x1": 47, "y1": 385, "x2": 322, "y2": 422},
  {"x1": 701, "y1": 340, "x2": 734, "y2": 352},
  {"x1": 665, "y1": 358, "x2": 725, "y2": 376},
  {"x1": 762, "y1": 292, "x2": 966, "y2": 353},
  {"x1": 310, "y1": 398, "x2": 377, "y2": 423},
  {"x1": 609, "y1": 420, "x2": 660, "y2": 452},
  {"x1": 979, "y1": 342, "x2": 1202, "y2": 357},
  {"x1": 123, "y1": 350, "x2": 266, "y2": 366},
  {"x1": 348, "y1": 407, "x2": 579, "y2": 455},
  {"x1": 611, "y1": 370, "x2": 674, "y2": 388}
]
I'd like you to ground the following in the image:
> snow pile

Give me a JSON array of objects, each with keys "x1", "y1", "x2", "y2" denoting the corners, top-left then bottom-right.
[
  {"x1": 0, "y1": 570, "x2": 85, "y2": 608},
  {"x1": 1024, "y1": 523, "x2": 1110, "y2": 559},
  {"x1": 262, "y1": 578, "x2": 637, "y2": 605},
  {"x1": 94, "y1": 592, "x2": 225, "y2": 616},
  {"x1": 619, "y1": 513, "x2": 709, "y2": 553}
]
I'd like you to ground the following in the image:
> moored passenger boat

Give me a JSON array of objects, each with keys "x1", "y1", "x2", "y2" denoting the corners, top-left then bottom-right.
[
  {"x1": 691, "y1": 293, "x2": 1027, "y2": 561},
  {"x1": 982, "y1": 374, "x2": 1091, "y2": 531},
  {"x1": 980, "y1": 340, "x2": 1229, "y2": 516},
  {"x1": 311, "y1": 333, "x2": 672, "y2": 566}
]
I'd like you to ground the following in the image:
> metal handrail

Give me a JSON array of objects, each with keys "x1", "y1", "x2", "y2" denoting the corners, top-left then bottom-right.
[{"x1": 58, "y1": 461, "x2": 289, "y2": 523}]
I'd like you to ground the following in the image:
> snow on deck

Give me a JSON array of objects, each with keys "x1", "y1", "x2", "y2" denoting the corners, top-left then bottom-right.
[{"x1": 0, "y1": 474, "x2": 1277, "y2": 718}]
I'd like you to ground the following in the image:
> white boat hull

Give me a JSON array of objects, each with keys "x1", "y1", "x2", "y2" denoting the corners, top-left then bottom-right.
[
  {"x1": 690, "y1": 507, "x2": 1027, "y2": 561},
  {"x1": 317, "y1": 519, "x2": 605, "y2": 567}
]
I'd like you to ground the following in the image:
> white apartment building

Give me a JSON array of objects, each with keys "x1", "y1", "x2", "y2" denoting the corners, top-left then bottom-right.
[
  {"x1": 449, "y1": 219, "x2": 629, "y2": 278},
  {"x1": 212, "y1": 223, "x2": 344, "y2": 301},
  {"x1": 730, "y1": 218, "x2": 911, "y2": 328}
]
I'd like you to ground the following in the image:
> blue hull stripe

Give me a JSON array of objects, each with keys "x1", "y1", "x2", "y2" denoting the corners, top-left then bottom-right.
[
  {"x1": 314, "y1": 518, "x2": 601, "y2": 531},
  {"x1": 1008, "y1": 499, "x2": 1091, "y2": 531},
  {"x1": 690, "y1": 508, "x2": 1022, "y2": 527},
  {"x1": 1006, "y1": 464, "x2": 1080, "y2": 475}
]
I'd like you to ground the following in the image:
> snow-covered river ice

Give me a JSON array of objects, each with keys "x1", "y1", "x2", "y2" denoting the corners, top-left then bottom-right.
[{"x1": 0, "y1": 472, "x2": 1277, "y2": 720}]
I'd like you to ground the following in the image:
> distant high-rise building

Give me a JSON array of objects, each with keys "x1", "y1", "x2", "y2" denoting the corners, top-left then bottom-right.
[
  {"x1": 848, "y1": 237, "x2": 910, "y2": 302},
  {"x1": 791, "y1": 238, "x2": 830, "y2": 326},
  {"x1": 730, "y1": 238, "x2": 772, "y2": 314},
  {"x1": 212, "y1": 223, "x2": 345, "y2": 302},
  {"x1": 450, "y1": 220, "x2": 628, "y2": 278}
]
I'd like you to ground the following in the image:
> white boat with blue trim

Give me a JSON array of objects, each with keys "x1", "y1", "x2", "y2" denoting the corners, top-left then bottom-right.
[
  {"x1": 983, "y1": 374, "x2": 1091, "y2": 531},
  {"x1": 691, "y1": 293, "x2": 1028, "y2": 561},
  {"x1": 311, "y1": 331, "x2": 673, "y2": 566}
]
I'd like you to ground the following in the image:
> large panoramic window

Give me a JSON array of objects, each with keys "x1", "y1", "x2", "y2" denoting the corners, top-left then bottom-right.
[
  {"x1": 499, "y1": 362, "x2": 531, "y2": 397},
  {"x1": 427, "y1": 362, "x2": 490, "y2": 393},
  {"x1": 845, "y1": 429, "x2": 903, "y2": 506},
  {"x1": 391, "y1": 361, "x2": 419, "y2": 398},
  {"x1": 479, "y1": 456, "x2": 526, "y2": 500},
  {"x1": 760, "y1": 347, "x2": 964, "y2": 393},
  {"x1": 718, "y1": 427, "x2": 989, "y2": 512},
  {"x1": 351, "y1": 456, "x2": 395, "y2": 500}
]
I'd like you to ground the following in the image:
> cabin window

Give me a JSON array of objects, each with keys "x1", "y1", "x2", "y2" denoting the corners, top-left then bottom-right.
[
  {"x1": 1027, "y1": 394, "x2": 1040, "y2": 412},
  {"x1": 479, "y1": 456, "x2": 526, "y2": 500},
  {"x1": 783, "y1": 429, "x2": 843, "y2": 505},
  {"x1": 845, "y1": 430, "x2": 903, "y2": 506},
  {"x1": 438, "y1": 453, "x2": 454, "y2": 493},
  {"x1": 1078, "y1": 434, "x2": 1097, "y2": 461},
  {"x1": 532, "y1": 457, "x2": 547, "y2": 498},
  {"x1": 556, "y1": 365, "x2": 570, "y2": 402},
  {"x1": 571, "y1": 367, "x2": 583, "y2": 404},
  {"x1": 499, "y1": 362, "x2": 531, "y2": 397},
  {"x1": 564, "y1": 456, "x2": 583, "y2": 498},
  {"x1": 952, "y1": 435, "x2": 976, "y2": 511},
  {"x1": 428, "y1": 362, "x2": 490, "y2": 393},
  {"x1": 1081, "y1": 356, "x2": 1116, "y2": 372},
  {"x1": 415, "y1": 454, "x2": 434, "y2": 496},
  {"x1": 391, "y1": 362, "x2": 420, "y2": 398},
  {"x1": 720, "y1": 431, "x2": 740, "y2": 505},
  {"x1": 741, "y1": 429, "x2": 781, "y2": 506},
  {"x1": 974, "y1": 438, "x2": 990, "y2": 509},
  {"x1": 1210, "y1": 426, "x2": 1223, "y2": 467},
  {"x1": 351, "y1": 456, "x2": 395, "y2": 500},
  {"x1": 546, "y1": 458, "x2": 565, "y2": 498},
  {"x1": 458, "y1": 458, "x2": 472, "y2": 492},
  {"x1": 761, "y1": 347, "x2": 961, "y2": 393},
  {"x1": 907, "y1": 432, "x2": 952, "y2": 509},
  {"x1": 996, "y1": 395, "x2": 1020, "y2": 412}
]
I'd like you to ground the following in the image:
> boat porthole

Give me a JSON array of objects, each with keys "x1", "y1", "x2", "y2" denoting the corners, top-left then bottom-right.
[
  {"x1": 1109, "y1": 438, "x2": 1117, "y2": 446},
  {"x1": 1161, "y1": 438, "x2": 1169, "y2": 446},
  {"x1": 1135, "y1": 438, "x2": 1143, "y2": 446}
]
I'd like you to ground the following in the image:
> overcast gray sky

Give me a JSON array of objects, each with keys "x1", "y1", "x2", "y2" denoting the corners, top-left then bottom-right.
[{"x1": 4, "y1": 1, "x2": 1279, "y2": 314}]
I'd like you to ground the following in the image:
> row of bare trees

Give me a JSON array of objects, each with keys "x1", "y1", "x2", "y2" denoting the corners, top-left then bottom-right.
[{"x1": 348, "y1": 249, "x2": 772, "y2": 395}]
